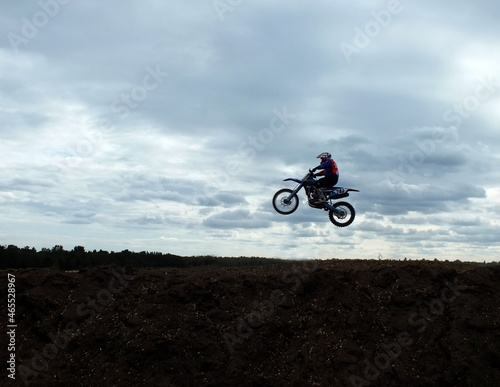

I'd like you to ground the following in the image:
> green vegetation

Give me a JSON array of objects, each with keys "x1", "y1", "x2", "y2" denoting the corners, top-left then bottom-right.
[{"x1": 0, "y1": 244, "x2": 289, "y2": 270}]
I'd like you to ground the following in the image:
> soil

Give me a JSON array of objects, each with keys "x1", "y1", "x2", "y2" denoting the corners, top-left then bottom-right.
[{"x1": 1, "y1": 259, "x2": 499, "y2": 386}]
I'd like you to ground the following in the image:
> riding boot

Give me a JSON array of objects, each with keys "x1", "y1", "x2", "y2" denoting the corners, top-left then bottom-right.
[{"x1": 312, "y1": 188, "x2": 326, "y2": 204}]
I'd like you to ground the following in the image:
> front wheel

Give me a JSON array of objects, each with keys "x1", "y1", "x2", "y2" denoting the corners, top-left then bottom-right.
[
  {"x1": 328, "y1": 201, "x2": 355, "y2": 227},
  {"x1": 272, "y1": 189, "x2": 299, "y2": 215}
]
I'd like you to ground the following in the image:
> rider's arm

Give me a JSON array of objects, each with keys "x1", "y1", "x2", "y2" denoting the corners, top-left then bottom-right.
[
  {"x1": 315, "y1": 160, "x2": 330, "y2": 170},
  {"x1": 313, "y1": 159, "x2": 331, "y2": 176}
]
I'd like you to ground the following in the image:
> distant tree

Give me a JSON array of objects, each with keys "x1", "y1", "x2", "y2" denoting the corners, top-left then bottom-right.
[
  {"x1": 73, "y1": 246, "x2": 85, "y2": 253},
  {"x1": 0, "y1": 243, "x2": 290, "y2": 269},
  {"x1": 52, "y1": 245, "x2": 64, "y2": 253}
]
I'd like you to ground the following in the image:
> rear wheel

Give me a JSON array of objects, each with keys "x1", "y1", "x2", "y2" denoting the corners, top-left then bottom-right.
[
  {"x1": 328, "y1": 201, "x2": 355, "y2": 227},
  {"x1": 272, "y1": 189, "x2": 299, "y2": 215}
]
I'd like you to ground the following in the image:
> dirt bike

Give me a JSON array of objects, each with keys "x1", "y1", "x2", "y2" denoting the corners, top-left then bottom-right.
[{"x1": 272, "y1": 169, "x2": 359, "y2": 227}]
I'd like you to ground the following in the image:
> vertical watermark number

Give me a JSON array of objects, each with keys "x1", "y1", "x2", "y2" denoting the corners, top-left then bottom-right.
[{"x1": 7, "y1": 273, "x2": 16, "y2": 380}]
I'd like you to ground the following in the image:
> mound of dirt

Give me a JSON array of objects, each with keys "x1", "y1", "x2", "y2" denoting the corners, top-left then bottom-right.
[{"x1": 2, "y1": 259, "x2": 499, "y2": 386}]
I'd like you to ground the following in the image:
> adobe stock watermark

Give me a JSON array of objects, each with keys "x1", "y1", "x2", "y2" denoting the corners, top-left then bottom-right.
[
  {"x1": 213, "y1": 0, "x2": 243, "y2": 22},
  {"x1": 56, "y1": 64, "x2": 168, "y2": 174},
  {"x1": 203, "y1": 106, "x2": 296, "y2": 198},
  {"x1": 385, "y1": 73, "x2": 500, "y2": 185},
  {"x1": 223, "y1": 260, "x2": 317, "y2": 354},
  {"x1": 340, "y1": 0, "x2": 403, "y2": 63},
  {"x1": 110, "y1": 64, "x2": 169, "y2": 120},
  {"x1": 8, "y1": 0, "x2": 73, "y2": 54},
  {"x1": 17, "y1": 268, "x2": 133, "y2": 385},
  {"x1": 349, "y1": 277, "x2": 467, "y2": 386}
]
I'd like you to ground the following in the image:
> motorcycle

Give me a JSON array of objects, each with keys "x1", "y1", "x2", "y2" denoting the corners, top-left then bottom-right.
[{"x1": 272, "y1": 169, "x2": 359, "y2": 227}]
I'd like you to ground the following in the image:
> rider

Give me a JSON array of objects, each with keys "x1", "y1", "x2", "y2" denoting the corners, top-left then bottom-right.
[{"x1": 312, "y1": 152, "x2": 339, "y2": 203}]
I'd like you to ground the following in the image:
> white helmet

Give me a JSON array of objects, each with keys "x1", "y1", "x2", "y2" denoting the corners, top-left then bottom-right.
[{"x1": 316, "y1": 152, "x2": 331, "y2": 162}]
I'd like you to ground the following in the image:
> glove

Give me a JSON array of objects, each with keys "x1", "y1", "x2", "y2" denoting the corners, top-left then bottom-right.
[{"x1": 312, "y1": 167, "x2": 318, "y2": 172}]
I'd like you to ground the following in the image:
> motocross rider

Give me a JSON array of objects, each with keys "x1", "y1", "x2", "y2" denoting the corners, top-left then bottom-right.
[{"x1": 311, "y1": 152, "x2": 339, "y2": 203}]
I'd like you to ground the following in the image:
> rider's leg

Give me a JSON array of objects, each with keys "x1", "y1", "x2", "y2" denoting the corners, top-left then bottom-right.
[
  {"x1": 315, "y1": 176, "x2": 339, "y2": 202},
  {"x1": 313, "y1": 179, "x2": 327, "y2": 203},
  {"x1": 325, "y1": 174, "x2": 339, "y2": 198}
]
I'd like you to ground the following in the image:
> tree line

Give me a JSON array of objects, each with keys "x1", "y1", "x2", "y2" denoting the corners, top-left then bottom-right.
[{"x1": 0, "y1": 244, "x2": 288, "y2": 270}]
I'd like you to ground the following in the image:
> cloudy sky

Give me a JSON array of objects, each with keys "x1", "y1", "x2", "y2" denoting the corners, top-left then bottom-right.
[{"x1": 1, "y1": 0, "x2": 499, "y2": 261}]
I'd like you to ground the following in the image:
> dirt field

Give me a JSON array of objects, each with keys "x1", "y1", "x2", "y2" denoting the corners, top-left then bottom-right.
[{"x1": 2, "y1": 259, "x2": 499, "y2": 386}]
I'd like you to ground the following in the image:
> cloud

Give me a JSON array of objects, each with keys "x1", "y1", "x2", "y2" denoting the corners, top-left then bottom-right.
[
  {"x1": 0, "y1": 1, "x2": 499, "y2": 261},
  {"x1": 195, "y1": 192, "x2": 248, "y2": 207},
  {"x1": 361, "y1": 182, "x2": 486, "y2": 216},
  {"x1": 203, "y1": 209, "x2": 272, "y2": 229}
]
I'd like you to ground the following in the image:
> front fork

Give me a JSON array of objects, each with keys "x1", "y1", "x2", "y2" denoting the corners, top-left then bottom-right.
[{"x1": 286, "y1": 182, "x2": 304, "y2": 202}]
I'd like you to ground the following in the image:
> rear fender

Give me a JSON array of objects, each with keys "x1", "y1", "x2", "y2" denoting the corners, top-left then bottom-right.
[
  {"x1": 327, "y1": 187, "x2": 359, "y2": 199},
  {"x1": 329, "y1": 192, "x2": 349, "y2": 199}
]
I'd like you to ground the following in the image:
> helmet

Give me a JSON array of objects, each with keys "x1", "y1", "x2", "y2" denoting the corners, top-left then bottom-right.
[{"x1": 316, "y1": 152, "x2": 331, "y2": 162}]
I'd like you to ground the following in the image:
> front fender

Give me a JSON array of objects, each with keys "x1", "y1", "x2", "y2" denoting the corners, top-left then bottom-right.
[{"x1": 284, "y1": 178, "x2": 316, "y2": 184}]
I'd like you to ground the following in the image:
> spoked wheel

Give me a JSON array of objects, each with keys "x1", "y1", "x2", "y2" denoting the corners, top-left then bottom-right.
[
  {"x1": 272, "y1": 189, "x2": 299, "y2": 215},
  {"x1": 328, "y1": 201, "x2": 355, "y2": 227}
]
